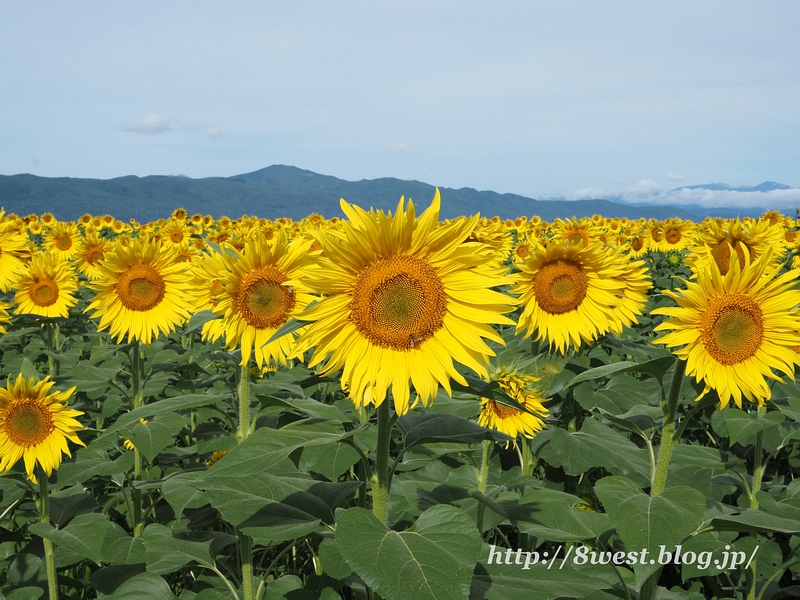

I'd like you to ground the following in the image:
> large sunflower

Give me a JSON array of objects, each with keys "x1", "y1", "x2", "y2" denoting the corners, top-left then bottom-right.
[
  {"x1": 85, "y1": 235, "x2": 200, "y2": 344},
  {"x1": 653, "y1": 250, "x2": 800, "y2": 408},
  {"x1": 13, "y1": 253, "x2": 78, "y2": 318},
  {"x1": 0, "y1": 210, "x2": 29, "y2": 292},
  {"x1": 213, "y1": 233, "x2": 315, "y2": 367},
  {"x1": 478, "y1": 368, "x2": 549, "y2": 444},
  {"x1": 0, "y1": 374, "x2": 84, "y2": 483},
  {"x1": 513, "y1": 240, "x2": 650, "y2": 353},
  {"x1": 294, "y1": 192, "x2": 517, "y2": 415}
]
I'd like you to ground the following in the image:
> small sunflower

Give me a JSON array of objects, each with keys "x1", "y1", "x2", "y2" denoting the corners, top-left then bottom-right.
[
  {"x1": 74, "y1": 232, "x2": 113, "y2": 279},
  {"x1": 294, "y1": 192, "x2": 517, "y2": 415},
  {"x1": 213, "y1": 232, "x2": 315, "y2": 367},
  {"x1": 43, "y1": 221, "x2": 79, "y2": 260},
  {"x1": 687, "y1": 218, "x2": 781, "y2": 276},
  {"x1": 0, "y1": 374, "x2": 84, "y2": 483},
  {"x1": 656, "y1": 218, "x2": 695, "y2": 252},
  {"x1": 85, "y1": 236, "x2": 200, "y2": 344},
  {"x1": 653, "y1": 250, "x2": 800, "y2": 408},
  {"x1": 514, "y1": 240, "x2": 650, "y2": 353},
  {"x1": 13, "y1": 253, "x2": 78, "y2": 318},
  {"x1": 478, "y1": 368, "x2": 549, "y2": 445}
]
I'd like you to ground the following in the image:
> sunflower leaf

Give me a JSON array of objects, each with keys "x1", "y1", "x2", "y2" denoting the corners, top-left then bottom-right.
[
  {"x1": 183, "y1": 309, "x2": 221, "y2": 334},
  {"x1": 336, "y1": 504, "x2": 482, "y2": 600},
  {"x1": 260, "y1": 318, "x2": 311, "y2": 348}
]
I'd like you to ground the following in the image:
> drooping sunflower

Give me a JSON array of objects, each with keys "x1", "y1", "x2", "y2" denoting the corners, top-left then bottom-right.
[
  {"x1": 0, "y1": 210, "x2": 29, "y2": 292},
  {"x1": 294, "y1": 192, "x2": 517, "y2": 415},
  {"x1": 85, "y1": 235, "x2": 200, "y2": 344},
  {"x1": 0, "y1": 374, "x2": 84, "y2": 483},
  {"x1": 213, "y1": 232, "x2": 315, "y2": 367},
  {"x1": 653, "y1": 249, "x2": 800, "y2": 408},
  {"x1": 13, "y1": 253, "x2": 78, "y2": 318},
  {"x1": 513, "y1": 240, "x2": 650, "y2": 353},
  {"x1": 478, "y1": 368, "x2": 549, "y2": 445}
]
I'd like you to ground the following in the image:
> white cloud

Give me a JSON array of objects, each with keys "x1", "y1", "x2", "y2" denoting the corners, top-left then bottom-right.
[
  {"x1": 570, "y1": 179, "x2": 800, "y2": 210},
  {"x1": 572, "y1": 186, "x2": 607, "y2": 199},
  {"x1": 635, "y1": 187, "x2": 800, "y2": 210},
  {"x1": 389, "y1": 142, "x2": 410, "y2": 153},
  {"x1": 124, "y1": 114, "x2": 172, "y2": 134},
  {"x1": 665, "y1": 171, "x2": 687, "y2": 181},
  {"x1": 207, "y1": 127, "x2": 225, "y2": 140}
]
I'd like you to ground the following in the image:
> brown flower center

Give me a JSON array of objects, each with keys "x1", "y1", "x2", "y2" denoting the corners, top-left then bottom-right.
[
  {"x1": 4, "y1": 399, "x2": 55, "y2": 447},
  {"x1": 533, "y1": 259, "x2": 589, "y2": 315},
  {"x1": 30, "y1": 279, "x2": 60, "y2": 307},
  {"x1": 116, "y1": 264, "x2": 166, "y2": 311},
  {"x1": 350, "y1": 255, "x2": 447, "y2": 350},
  {"x1": 700, "y1": 294, "x2": 763, "y2": 365},
  {"x1": 236, "y1": 266, "x2": 294, "y2": 329}
]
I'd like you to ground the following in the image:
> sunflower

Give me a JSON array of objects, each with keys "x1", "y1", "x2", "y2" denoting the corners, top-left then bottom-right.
[
  {"x1": 294, "y1": 192, "x2": 517, "y2": 415},
  {"x1": 477, "y1": 368, "x2": 549, "y2": 445},
  {"x1": 655, "y1": 218, "x2": 695, "y2": 252},
  {"x1": 74, "y1": 232, "x2": 113, "y2": 279},
  {"x1": 0, "y1": 374, "x2": 84, "y2": 483},
  {"x1": 513, "y1": 240, "x2": 650, "y2": 353},
  {"x1": 85, "y1": 235, "x2": 200, "y2": 344},
  {"x1": 0, "y1": 210, "x2": 30, "y2": 292},
  {"x1": 551, "y1": 217, "x2": 599, "y2": 248},
  {"x1": 13, "y1": 253, "x2": 78, "y2": 318},
  {"x1": 160, "y1": 219, "x2": 192, "y2": 246},
  {"x1": 653, "y1": 249, "x2": 800, "y2": 408},
  {"x1": 213, "y1": 232, "x2": 315, "y2": 367},
  {"x1": 43, "y1": 221, "x2": 79, "y2": 260},
  {"x1": 687, "y1": 218, "x2": 781, "y2": 276},
  {"x1": 0, "y1": 300, "x2": 10, "y2": 335}
]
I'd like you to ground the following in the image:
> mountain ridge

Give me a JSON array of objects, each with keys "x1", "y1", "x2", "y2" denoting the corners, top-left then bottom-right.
[{"x1": 0, "y1": 164, "x2": 789, "y2": 222}]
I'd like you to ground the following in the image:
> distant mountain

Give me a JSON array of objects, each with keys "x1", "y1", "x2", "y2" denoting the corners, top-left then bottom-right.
[
  {"x1": 0, "y1": 165, "x2": 763, "y2": 222},
  {"x1": 674, "y1": 181, "x2": 792, "y2": 193}
]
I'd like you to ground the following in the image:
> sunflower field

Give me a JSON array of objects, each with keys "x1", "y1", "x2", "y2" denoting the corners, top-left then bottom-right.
[{"x1": 1, "y1": 195, "x2": 800, "y2": 600}]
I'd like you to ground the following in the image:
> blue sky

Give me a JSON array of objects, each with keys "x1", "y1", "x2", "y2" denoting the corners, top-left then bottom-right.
[{"x1": 1, "y1": 1, "x2": 798, "y2": 209}]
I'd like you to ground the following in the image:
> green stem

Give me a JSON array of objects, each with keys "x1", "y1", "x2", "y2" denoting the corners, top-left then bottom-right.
[
  {"x1": 371, "y1": 401, "x2": 392, "y2": 525},
  {"x1": 131, "y1": 341, "x2": 144, "y2": 537},
  {"x1": 38, "y1": 472, "x2": 58, "y2": 600},
  {"x1": 239, "y1": 530, "x2": 255, "y2": 600},
  {"x1": 651, "y1": 360, "x2": 686, "y2": 497},
  {"x1": 476, "y1": 439, "x2": 492, "y2": 532},
  {"x1": 237, "y1": 362, "x2": 251, "y2": 443},
  {"x1": 520, "y1": 436, "x2": 534, "y2": 477},
  {"x1": 747, "y1": 404, "x2": 767, "y2": 600}
]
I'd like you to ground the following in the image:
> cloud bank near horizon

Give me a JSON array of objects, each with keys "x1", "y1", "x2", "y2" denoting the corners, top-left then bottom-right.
[{"x1": 571, "y1": 180, "x2": 800, "y2": 210}]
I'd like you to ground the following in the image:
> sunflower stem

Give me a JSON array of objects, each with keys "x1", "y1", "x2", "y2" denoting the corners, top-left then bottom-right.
[
  {"x1": 746, "y1": 403, "x2": 767, "y2": 600},
  {"x1": 651, "y1": 359, "x2": 686, "y2": 497},
  {"x1": 371, "y1": 400, "x2": 392, "y2": 525},
  {"x1": 520, "y1": 435, "x2": 534, "y2": 477},
  {"x1": 476, "y1": 439, "x2": 492, "y2": 533},
  {"x1": 237, "y1": 362, "x2": 251, "y2": 443},
  {"x1": 239, "y1": 529, "x2": 255, "y2": 600},
  {"x1": 131, "y1": 340, "x2": 145, "y2": 537},
  {"x1": 38, "y1": 471, "x2": 58, "y2": 600}
]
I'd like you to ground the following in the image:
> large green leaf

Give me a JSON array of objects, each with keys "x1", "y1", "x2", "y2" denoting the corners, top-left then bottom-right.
[
  {"x1": 722, "y1": 408, "x2": 784, "y2": 445},
  {"x1": 336, "y1": 504, "x2": 482, "y2": 600},
  {"x1": 122, "y1": 412, "x2": 186, "y2": 463},
  {"x1": 141, "y1": 524, "x2": 215, "y2": 575},
  {"x1": 470, "y1": 547, "x2": 613, "y2": 600},
  {"x1": 594, "y1": 476, "x2": 706, "y2": 552},
  {"x1": 29, "y1": 513, "x2": 130, "y2": 566},
  {"x1": 710, "y1": 508, "x2": 800, "y2": 534},
  {"x1": 539, "y1": 418, "x2": 651, "y2": 485},
  {"x1": 398, "y1": 413, "x2": 490, "y2": 447},
  {"x1": 106, "y1": 572, "x2": 177, "y2": 600}
]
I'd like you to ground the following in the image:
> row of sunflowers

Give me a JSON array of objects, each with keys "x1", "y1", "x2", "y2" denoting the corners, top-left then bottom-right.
[{"x1": 0, "y1": 194, "x2": 799, "y2": 600}]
